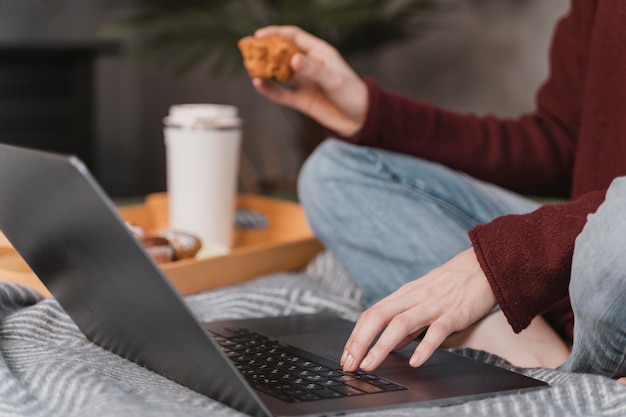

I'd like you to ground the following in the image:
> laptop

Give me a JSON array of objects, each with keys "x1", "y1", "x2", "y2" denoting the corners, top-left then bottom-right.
[{"x1": 0, "y1": 143, "x2": 547, "y2": 417}]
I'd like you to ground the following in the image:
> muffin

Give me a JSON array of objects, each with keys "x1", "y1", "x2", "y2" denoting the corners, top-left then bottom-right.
[
  {"x1": 238, "y1": 35, "x2": 301, "y2": 83},
  {"x1": 141, "y1": 236, "x2": 175, "y2": 264},
  {"x1": 158, "y1": 230, "x2": 202, "y2": 260}
]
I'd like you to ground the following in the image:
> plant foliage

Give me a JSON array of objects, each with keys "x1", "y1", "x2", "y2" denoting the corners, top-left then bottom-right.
[{"x1": 106, "y1": 0, "x2": 437, "y2": 75}]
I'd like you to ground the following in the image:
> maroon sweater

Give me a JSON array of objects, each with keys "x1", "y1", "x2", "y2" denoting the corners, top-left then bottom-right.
[{"x1": 336, "y1": 1, "x2": 626, "y2": 343}]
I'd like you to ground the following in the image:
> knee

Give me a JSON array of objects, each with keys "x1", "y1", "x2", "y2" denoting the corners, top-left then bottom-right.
[
  {"x1": 297, "y1": 139, "x2": 339, "y2": 204},
  {"x1": 570, "y1": 176, "x2": 626, "y2": 327},
  {"x1": 297, "y1": 139, "x2": 369, "y2": 224}
]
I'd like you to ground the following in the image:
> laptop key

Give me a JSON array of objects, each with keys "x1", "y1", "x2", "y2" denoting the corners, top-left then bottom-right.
[
  {"x1": 304, "y1": 374, "x2": 326, "y2": 382},
  {"x1": 293, "y1": 392, "x2": 322, "y2": 402},
  {"x1": 317, "y1": 379, "x2": 343, "y2": 387},
  {"x1": 298, "y1": 382, "x2": 322, "y2": 391},
  {"x1": 304, "y1": 364, "x2": 331, "y2": 372},
  {"x1": 319, "y1": 369, "x2": 344, "y2": 377},
  {"x1": 248, "y1": 381, "x2": 294, "y2": 403},
  {"x1": 332, "y1": 374, "x2": 358, "y2": 382},
  {"x1": 270, "y1": 383, "x2": 295, "y2": 391},
  {"x1": 214, "y1": 327, "x2": 408, "y2": 403},
  {"x1": 277, "y1": 364, "x2": 300, "y2": 372}
]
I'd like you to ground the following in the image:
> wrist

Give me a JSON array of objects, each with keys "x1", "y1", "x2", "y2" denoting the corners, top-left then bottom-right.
[
  {"x1": 335, "y1": 78, "x2": 368, "y2": 137},
  {"x1": 333, "y1": 118, "x2": 364, "y2": 137}
]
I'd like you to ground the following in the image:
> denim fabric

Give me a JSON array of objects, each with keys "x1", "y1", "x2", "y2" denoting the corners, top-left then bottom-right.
[
  {"x1": 298, "y1": 139, "x2": 626, "y2": 379},
  {"x1": 297, "y1": 139, "x2": 539, "y2": 307},
  {"x1": 561, "y1": 177, "x2": 626, "y2": 378}
]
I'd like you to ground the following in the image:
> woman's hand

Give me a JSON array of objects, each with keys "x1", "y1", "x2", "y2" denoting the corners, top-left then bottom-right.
[
  {"x1": 250, "y1": 26, "x2": 368, "y2": 137},
  {"x1": 341, "y1": 248, "x2": 497, "y2": 372}
]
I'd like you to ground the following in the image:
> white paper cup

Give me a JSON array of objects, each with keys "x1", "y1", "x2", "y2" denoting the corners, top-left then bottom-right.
[{"x1": 164, "y1": 104, "x2": 242, "y2": 257}]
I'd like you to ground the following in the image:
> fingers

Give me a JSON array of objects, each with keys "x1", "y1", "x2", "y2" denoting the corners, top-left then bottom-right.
[
  {"x1": 358, "y1": 315, "x2": 429, "y2": 372},
  {"x1": 254, "y1": 25, "x2": 329, "y2": 54},
  {"x1": 253, "y1": 26, "x2": 344, "y2": 91},
  {"x1": 291, "y1": 53, "x2": 346, "y2": 93},
  {"x1": 344, "y1": 308, "x2": 455, "y2": 372},
  {"x1": 393, "y1": 333, "x2": 421, "y2": 352},
  {"x1": 341, "y1": 305, "x2": 392, "y2": 372},
  {"x1": 345, "y1": 303, "x2": 437, "y2": 372},
  {"x1": 251, "y1": 78, "x2": 297, "y2": 108},
  {"x1": 255, "y1": 25, "x2": 302, "y2": 40},
  {"x1": 408, "y1": 321, "x2": 453, "y2": 367},
  {"x1": 341, "y1": 248, "x2": 498, "y2": 373},
  {"x1": 252, "y1": 71, "x2": 318, "y2": 116},
  {"x1": 246, "y1": 25, "x2": 367, "y2": 135},
  {"x1": 342, "y1": 294, "x2": 432, "y2": 372}
]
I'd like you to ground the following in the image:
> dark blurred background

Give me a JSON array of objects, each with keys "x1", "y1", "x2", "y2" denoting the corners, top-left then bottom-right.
[{"x1": 0, "y1": 0, "x2": 568, "y2": 199}]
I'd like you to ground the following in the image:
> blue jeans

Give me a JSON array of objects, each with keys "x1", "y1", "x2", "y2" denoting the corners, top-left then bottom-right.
[
  {"x1": 560, "y1": 176, "x2": 626, "y2": 378},
  {"x1": 298, "y1": 139, "x2": 625, "y2": 378}
]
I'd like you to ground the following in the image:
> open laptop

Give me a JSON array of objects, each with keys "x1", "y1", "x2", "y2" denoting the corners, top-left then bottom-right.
[{"x1": 0, "y1": 143, "x2": 547, "y2": 417}]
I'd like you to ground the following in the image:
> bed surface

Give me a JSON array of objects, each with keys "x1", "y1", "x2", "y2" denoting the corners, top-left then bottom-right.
[{"x1": 0, "y1": 251, "x2": 624, "y2": 417}]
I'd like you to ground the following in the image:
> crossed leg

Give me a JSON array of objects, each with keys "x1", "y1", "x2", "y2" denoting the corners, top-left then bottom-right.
[
  {"x1": 298, "y1": 139, "x2": 539, "y2": 306},
  {"x1": 299, "y1": 140, "x2": 625, "y2": 381},
  {"x1": 558, "y1": 177, "x2": 626, "y2": 382},
  {"x1": 445, "y1": 178, "x2": 626, "y2": 381}
]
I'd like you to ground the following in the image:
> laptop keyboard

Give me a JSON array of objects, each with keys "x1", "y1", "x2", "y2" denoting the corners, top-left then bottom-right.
[{"x1": 210, "y1": 327, "x2": 407, "y2": 403}]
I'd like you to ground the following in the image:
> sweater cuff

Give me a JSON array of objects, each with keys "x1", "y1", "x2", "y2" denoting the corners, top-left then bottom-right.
[{"x1": 469, "y1": 189, "x2": 606, "y2": 335}]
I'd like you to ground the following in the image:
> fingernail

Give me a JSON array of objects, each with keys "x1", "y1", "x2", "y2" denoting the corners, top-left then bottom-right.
[
  {"x1": 343, "y1": 353, "x2": 354, "y2": 370},
  {"x1": 359, "y1": 355, "x2": 372, "y2": 370},
  {"x1": 340, "y1": 350, "x2": 348, "y2": 366},
  {"x1": 409, "y1": 353, "x2": 420, "y2": 367}
]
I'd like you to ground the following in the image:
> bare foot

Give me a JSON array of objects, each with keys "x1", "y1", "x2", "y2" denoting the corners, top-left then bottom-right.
[{"x1": 442, "y1": 310, "x2": 570, "y2": 369}]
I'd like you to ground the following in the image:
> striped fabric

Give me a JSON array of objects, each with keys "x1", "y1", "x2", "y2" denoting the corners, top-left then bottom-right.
[{"x1": 0, "y1": 251, "x2": 624, "y2": 417}]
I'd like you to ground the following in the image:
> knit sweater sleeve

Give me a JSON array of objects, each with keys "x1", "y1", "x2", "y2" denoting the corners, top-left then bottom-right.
[
  {"x1": 469, "y1": 189, "x2": 605, "y2": 334},
  {"x1": 328, "y1": 1, "x2": 600, "y2": 335},
  {"x1": 341, "y1": 76, "x2": 578, "y2": 198},
  {"x1": 337, "y1": 2, "x2": 591, "y2": 199}
]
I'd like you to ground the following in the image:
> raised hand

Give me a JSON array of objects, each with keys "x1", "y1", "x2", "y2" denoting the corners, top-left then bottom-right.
[{"x1": 250, "y1": 26, "x2": 369, "y2": 137}]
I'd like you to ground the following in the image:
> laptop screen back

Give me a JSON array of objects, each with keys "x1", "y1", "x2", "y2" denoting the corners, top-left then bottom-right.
[{"x1": 0, "y1": 144, "x2": 269, "y2": 417}]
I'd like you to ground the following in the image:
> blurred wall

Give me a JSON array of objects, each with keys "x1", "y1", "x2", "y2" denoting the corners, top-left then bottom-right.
[{"x1": 0, "y1": 0, "x2": 569, "y2": 197}]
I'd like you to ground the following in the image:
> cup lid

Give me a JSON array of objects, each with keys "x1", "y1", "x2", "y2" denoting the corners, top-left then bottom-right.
[{"x1": 164, "y1": 104, "x2": 241, "y2": 128}]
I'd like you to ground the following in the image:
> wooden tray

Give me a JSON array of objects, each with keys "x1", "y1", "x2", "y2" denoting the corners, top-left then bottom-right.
[{"x1": 0, "y1": 193, "x2": 324, "y2": 297}]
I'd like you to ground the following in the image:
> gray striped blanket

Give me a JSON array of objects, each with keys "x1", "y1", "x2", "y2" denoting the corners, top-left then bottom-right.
[{"x1": 0, "y1": 251, "x2": 624, "y2": 417}]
